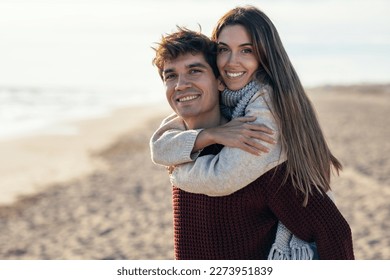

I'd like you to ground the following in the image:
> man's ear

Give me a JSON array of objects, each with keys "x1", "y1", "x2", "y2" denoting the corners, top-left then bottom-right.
[{"x1": 217, "y1": 77, "x2": 226, "y2": 91}]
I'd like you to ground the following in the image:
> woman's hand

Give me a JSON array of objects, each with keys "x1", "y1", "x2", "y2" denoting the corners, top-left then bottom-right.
[
  {"x1": 194, "y1": 116, "x2": 276, "y2": 155},
  {"x1": 166, "y1": 165, "x2": 176, "y2": 175}
]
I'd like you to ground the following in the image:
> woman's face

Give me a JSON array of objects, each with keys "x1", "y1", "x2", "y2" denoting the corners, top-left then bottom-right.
[{"x1": 216, "y1": 24, "x2": 259, "y2": 91}]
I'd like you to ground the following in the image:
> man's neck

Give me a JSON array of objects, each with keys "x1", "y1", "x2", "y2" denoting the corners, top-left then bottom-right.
[{"x1": 184, "y1": 111, "x2": 227, "y2": 130}]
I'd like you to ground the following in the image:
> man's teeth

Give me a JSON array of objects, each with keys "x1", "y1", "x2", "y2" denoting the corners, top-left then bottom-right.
[
  {"x1": 179, "y1": 95, "x2": 198, "y2": 102},
  {"x1": 227, "y1": 72, "x2": 244, "y2": 78}
]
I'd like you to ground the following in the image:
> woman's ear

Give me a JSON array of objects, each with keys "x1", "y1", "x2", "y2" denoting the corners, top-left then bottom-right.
[{"x1": 217, "y1": 77, "x2": 226, "y2": 91}]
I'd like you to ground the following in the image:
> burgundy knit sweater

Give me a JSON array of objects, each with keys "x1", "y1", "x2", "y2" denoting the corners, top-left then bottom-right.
[{"x1": 172, "y1": 145, "x2": 354, "y2": 260}]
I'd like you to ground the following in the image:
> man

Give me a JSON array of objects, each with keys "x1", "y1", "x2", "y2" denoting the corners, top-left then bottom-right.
[
  {"x1": 151, "y1": 27, "x2": 275, "y2": 259},
  {"x1": 153, "y1": 28, "x2": 225, "y2": 140}
]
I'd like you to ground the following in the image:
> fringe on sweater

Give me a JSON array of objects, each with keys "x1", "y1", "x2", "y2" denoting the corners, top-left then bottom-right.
[
  {"x1": 268, "y1": 222, "x2": 315, "y2": 260},
  {"x1": 220, "y1": 81, "x2": 316, "y2": 260}
]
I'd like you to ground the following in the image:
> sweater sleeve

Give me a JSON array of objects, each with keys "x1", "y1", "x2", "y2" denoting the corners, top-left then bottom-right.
[
  {"x1": 149, "y1": 113, "x2": 203, "y2": 166},
  {"x1": 170, "y1": 87, "x2": 287, "y2": 196},
  {"x1": 264, "y1": 173, "x2": 355, "y2": 260}
]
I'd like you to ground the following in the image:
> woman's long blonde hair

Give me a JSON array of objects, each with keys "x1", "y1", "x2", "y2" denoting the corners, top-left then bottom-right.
[{"x1": 212, "y1": 6, "x2": 342, "y2": 206}]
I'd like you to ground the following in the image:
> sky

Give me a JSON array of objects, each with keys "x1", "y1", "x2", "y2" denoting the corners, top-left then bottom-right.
[{"x1": 0, "y1": 0, "x2": 389, "y2": 90}]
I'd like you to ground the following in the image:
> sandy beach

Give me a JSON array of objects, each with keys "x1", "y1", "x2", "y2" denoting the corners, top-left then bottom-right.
[{"x1": 0, "y1": 84, "x2": 388, "y2": 260}]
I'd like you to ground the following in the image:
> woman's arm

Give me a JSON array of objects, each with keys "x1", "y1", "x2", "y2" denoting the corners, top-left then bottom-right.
[
  {"x1": 150, "y1": 113, "x2": 275, "y2": 166},
  {"x1": 150, "y1": 113, "x2": 203, "y2": 166},
  {"x1": 196, "y1": 117, "x2": 275, "y2": 156},
  {"x1": 170, "y1": 89, "x2": 287, "y2": 196}
]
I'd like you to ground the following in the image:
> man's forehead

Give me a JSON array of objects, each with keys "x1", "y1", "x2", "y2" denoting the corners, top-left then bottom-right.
[{"x1": 163, "y1": 53, "x2": 208, "y2": 70}]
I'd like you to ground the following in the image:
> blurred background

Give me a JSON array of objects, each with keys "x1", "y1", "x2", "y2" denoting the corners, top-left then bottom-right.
[
  {"x1": 0, "y1": 0, "x2": 389, "y2": 260},
  {"x1": 0, "y1": 0, "x2": 389, "y2": 140}
]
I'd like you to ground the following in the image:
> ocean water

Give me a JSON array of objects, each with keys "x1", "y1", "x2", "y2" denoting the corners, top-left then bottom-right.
[
  {"x1": 0, "y1": 86, "x2": 158, "y2": 139},
  {"x1": 0, "y1": 0, "x2": 389, "y2": 140}
]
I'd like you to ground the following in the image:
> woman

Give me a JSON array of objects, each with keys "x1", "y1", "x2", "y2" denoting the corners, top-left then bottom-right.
[{"x1": 151, "y1": 6, "x2": 354, "y2": 259}]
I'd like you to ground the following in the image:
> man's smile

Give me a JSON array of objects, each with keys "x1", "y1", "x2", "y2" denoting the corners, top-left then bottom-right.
[{"x1": 177, "y1": 95, "x2": 200, "y2": 102}]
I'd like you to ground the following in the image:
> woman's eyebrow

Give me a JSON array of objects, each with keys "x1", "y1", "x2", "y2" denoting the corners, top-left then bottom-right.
[{"x1": 217, "y1": 41, "x2": 253, "y2": 47}]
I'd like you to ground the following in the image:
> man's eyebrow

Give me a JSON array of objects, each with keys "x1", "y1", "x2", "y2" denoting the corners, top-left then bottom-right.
[
  {"x1": 162, "y1": 68, "x2": 174, "y2": 75},
  {"x1": 162, "y1": 62, "x2": 208, "y2": 76},
  {"x1": 187, "y1": 62, "x2": 209, "y2": 69}
]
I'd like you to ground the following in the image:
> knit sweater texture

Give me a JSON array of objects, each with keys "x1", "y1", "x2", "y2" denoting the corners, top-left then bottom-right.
[
  {"x1": 151, "y1": 84, "x2": 287, "y2": 196},
  {"x1": 173, "y1": 145, "x2": 354, "y2": 260}
]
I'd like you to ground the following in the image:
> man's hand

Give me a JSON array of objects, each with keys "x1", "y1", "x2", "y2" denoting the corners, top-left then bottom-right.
[{"x1": 194, "y1": 116, "x2": 276, "y2": 155}]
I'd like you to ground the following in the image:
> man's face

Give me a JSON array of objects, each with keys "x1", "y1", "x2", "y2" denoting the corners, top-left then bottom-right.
[{"x1": 162, "y1": 53, "x2": 223, "y2": 127}]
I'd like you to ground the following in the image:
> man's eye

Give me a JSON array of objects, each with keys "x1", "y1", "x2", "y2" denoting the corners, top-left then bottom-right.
[
  {"x1": 190, "y1": 69, "x2": 201, "y2": 74},
  {"x1": 164, "y1": 74, "x2": 176, "y2": 80}
]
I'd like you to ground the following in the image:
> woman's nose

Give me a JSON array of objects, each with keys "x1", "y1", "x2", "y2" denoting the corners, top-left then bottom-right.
[{"x1": 227, "y1": 51, "x2": 239, "y2": 66}]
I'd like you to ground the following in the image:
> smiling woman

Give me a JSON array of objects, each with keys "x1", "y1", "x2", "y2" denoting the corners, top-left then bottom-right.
[
  {"x1": 150, "y1": 6, "x2": 355, "y2": 260},
  {"x1": 216, "y1": 25, "x2": 259, "y2": 91}
]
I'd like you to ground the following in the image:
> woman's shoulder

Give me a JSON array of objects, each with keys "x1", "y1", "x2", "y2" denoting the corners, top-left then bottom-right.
[
  {"x1": 255, "y1": 82, "x2": 273, "y2": 96},
  {"x1": 248, "y1": 82, "x2": 273, "y2": 106}
]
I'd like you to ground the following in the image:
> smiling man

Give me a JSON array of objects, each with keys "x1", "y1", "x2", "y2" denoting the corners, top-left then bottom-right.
[
  {"x1": 150, "y1": 27, "x2": 276, "y2": 259},
  {"x1": 153, "y1": 28, "x2": 225, "y2": 131},
  {"x1": 151, "y1": 27, "x2": 230, "y2": 259},
  {"x1": 161, "y1": 52, "x2": 225, "y2": 130}
]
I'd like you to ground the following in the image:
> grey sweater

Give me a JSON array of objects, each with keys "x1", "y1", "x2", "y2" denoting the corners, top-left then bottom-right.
[{"x1": 150, "y1": 85, "x2": 287, "y2": 195}]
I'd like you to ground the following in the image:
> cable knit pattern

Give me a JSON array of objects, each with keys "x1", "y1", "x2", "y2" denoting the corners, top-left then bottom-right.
[
  {"x1": 220, "y1": 80, "x2": 261, "y2": 120},
  {"x1": 173, "y1": 148, "x2": 354, "y2": 260}
]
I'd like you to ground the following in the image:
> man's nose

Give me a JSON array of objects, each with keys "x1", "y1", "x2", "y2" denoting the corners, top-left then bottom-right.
[{"x1": 175, "y1": 75, "x2": 191, "y2": 91}]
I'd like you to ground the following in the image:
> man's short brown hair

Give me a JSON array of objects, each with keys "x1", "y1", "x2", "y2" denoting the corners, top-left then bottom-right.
[{"x1": 152, "y1": 26, "x2": 219, "y2": 79}]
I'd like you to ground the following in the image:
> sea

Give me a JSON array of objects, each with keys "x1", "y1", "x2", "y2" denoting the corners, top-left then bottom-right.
[{"x1": 0, "y1": 0, "x2": 389, "y2": 140}]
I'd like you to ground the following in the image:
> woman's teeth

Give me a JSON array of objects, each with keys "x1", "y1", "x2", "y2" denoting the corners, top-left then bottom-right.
[{"x1": 226, "y1": 72, "x2": 244, "y2": 78}]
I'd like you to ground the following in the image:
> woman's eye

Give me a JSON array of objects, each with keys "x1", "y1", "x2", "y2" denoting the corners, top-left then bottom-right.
[
  {"x1": 242, "y1": 48, "x2": 253, "y2": 54},
  {"x1": 218, "y1": 47, "x2": 228, "y2": 53}
]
